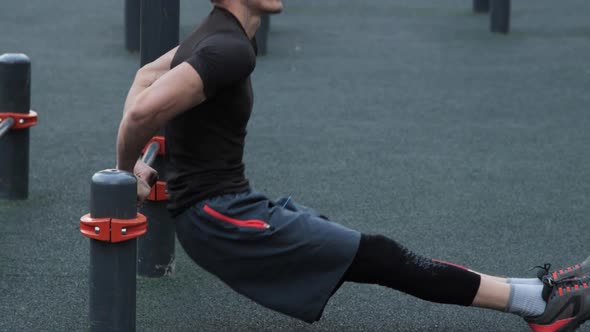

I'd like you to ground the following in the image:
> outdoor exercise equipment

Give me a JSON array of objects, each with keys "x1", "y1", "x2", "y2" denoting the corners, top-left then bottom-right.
[
  {"x1": 0, "y1": 53, "x2": 38, "y2": 200},
  {"x1": 80, "y1": 169, "x2": 147, "y2": 332},
  {"x1": 256, "y1": 14, "x2": 270, "y2": 55},
  {"x1": 473, "y1": 0, "x2": 490, "y2": 13},
  {"x1": 138, "y1": 136, "x2": 174, "y2": 278},
  {"x1": 136, "y1": 0, "x2": 179, "y2": 278},
  {"x1": 473, "y1": 0, "x2": 510, "y2": 34},
  {"x1": 490, "y1": 0, "x2": 510, "y2": 34},
  {"x1": 125, "y1": 0, "x2": 140, "y2": 52}
]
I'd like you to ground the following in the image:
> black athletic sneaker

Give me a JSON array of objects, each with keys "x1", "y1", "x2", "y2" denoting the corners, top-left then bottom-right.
[
  {"x1": 535, "y1": 256, "x2": 590, "y2": 283},
  {"x1": 525, "y1": 276, "x2": 590, "y2": 332}
]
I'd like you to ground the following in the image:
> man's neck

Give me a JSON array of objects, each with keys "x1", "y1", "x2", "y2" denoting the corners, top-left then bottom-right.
[{"x1": 215, "y1": 4, "x2": 261, "y2": 39}]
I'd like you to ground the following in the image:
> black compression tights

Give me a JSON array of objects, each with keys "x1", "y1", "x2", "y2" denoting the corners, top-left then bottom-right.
[{"x1": 341, "y1": 234, "x2": 482, "y2": 306}]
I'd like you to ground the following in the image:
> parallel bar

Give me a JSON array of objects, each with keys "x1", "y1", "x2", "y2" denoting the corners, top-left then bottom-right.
[
  {"x1": 125, "y1": 0, "x2": 141, "y2": 52},
  {"x1": 473, "y1": 0, "x2": 490, "y2": 13},
  {"x1": 138, "y1": 0, "x2": 178, "y2": 278},
  {"x1": 88, "y1": 170, "x2": 138, "y2": 332},
  {"x1": 491, "y1": 0, "x2": 511, "y2": 34},
  {"x1": 256, "y1": 14, "x2": 270, "y2": 56},
  {"x1": 90, "y1": 240, "x2": 137, "y2": 332},
  {"x1": 0, "y1": 117, "x2": 15, "y2": 138},
  {"x1": 139, "y1": 0, "x2": 180, "y2": 66},
  {"x1": 141, "y1": 141, "x2": 160, "y2": 167},
  {"x1": 0, "y1": 53, "x2": 31, "y2": 200},
  {"x1": 137, "y1": 201, "x2": 176, "y2": 277}
]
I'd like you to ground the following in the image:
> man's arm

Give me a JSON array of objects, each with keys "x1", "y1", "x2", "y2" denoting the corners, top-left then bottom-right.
[
  {"x1": 116, "y1": 60, "x2": 206, "y2": 174},
  {"x1": 123, "y1": 46, "x2": 179, "y2": 114}
]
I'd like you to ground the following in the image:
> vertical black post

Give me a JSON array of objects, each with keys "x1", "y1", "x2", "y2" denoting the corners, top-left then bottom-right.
[
  {"x1": 137, "y1": 201, "x2": 176, "y2": 276},
  {"x1": 88, "y1": 170, "x2": 138, "y2": 332},
  {"x1": 137, "y1": 0, "x2": 179, "y2": 277},
  {"x1": 473, "y1": 0, "x2": 490, "y2": 13},
  {"x1": 0, "y1": 53, "x2": 31, "y2": 200},
  {"x1": 491, "y1": 0, "x2": 510, "y2": 34},
  {"x1": 256, "y1": 14, "x2": 270, "y2": 56},
  {"x1": 125, "y1": 0, "x2": 141, "y2": 52},
  {"x1": 140, "y1": 0, "x2": 180, "y2": 66}
]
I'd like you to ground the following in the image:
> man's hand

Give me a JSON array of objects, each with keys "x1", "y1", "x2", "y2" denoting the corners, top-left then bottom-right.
[{"x1": 134, "y1": 159, "x2": 158, "y2": 205}]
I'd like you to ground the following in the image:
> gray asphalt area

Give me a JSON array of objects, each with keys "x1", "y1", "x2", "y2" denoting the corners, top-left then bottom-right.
[{"x1": 1, "y1": 0, "x2": 590, "y2": 331}]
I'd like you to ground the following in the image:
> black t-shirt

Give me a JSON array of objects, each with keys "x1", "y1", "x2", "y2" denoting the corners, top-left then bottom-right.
[{"x1": 165, "y1": 7, "x2": 256, "y2": 215}]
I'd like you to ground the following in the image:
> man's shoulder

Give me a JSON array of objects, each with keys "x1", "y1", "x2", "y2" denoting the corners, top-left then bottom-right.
[
  {"x1": 199, "y1": 32, "x2": 254, "y2": 55},
  {"x1": 173, "y1": 8, "x2": 255, "y2": 68},
  {"x1": 190, "y1": 7, "x2": 249, "y2": 45},
  {"x1": 182, "y1": 21, "x2": 252, "y2": 54}
]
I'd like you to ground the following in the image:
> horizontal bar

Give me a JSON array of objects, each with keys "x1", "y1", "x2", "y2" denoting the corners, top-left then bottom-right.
[
  {"x1": 141, "y1": 141, "x2": 160, "y2": 166},
  {"x1": 0, "y1": 117, "x2": 15, "y2": 138}
]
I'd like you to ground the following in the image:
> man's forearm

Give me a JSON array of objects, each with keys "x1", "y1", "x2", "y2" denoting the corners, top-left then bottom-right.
[
  {"x1": 117, "y1": 74, "x2": 158, "y2": 172},
  {"x1": 124, "y1": 69, "x2": 159, "y2": 114},
  {"x1": 118, "y1": 58, "x2": 172, "y2": 171},
  {"x1": 116, "y1": 112, "x2": 159, "y2": 173},
  {"x1": 124, "y1": 82, "x2": 150, "y2": 114}
]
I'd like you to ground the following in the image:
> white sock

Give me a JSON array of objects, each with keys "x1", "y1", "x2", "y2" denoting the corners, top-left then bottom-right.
[
  {"x1": 506, "y1": 284, "x2": 546, "y2": 318},
  {"x1": 507, "y1": 278, "x2": 543, "y2": 286}
]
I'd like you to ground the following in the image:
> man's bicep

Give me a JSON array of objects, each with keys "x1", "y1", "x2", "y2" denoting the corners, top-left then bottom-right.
[{"x1": 136, "y1": 62, "x2": 206, "y2": 123}]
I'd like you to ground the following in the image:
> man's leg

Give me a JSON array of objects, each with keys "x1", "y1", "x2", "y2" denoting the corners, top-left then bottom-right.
[
  {"x1": 343, "y1": 234, "x2": 483, "y2": 306},
  {"x1": 341, "y1": 234, "x2": 544, "y2": 314},
  {"x1": 341, "y1": 234, "x2": 590, "y2": 331}
]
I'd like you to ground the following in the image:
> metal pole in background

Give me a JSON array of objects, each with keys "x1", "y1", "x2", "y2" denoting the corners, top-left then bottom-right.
[
  {"x1": 473, "y1": 0, "x2": 490, "y2": 13},
  {"x1": 256, "y1": 14, "x2": 270, "y2": 56},
  {"x1": 140, "y1": 0, "x2": 179, "y2": 66},
  {"x1": 0, "y1": 54, "x2": 31, "y2": 200},
  {"x1": 137, "y1": 136, "x2": 172, "y2": 278},
  {"x1": 80, "y1": 170, "x2": 147, "y2": 332},
  {"x1": 491, "y1": 0, "x2": 511, "y2": 34},
  {"x1": 137, "y1": 156, "x2": 175, "y2": 277},
  {"x1": 137, "y1": 0, "x2": 179, "y2": 277},
  {"x1": 125, "y1": 0, "x2": 141, "y2": 52}
]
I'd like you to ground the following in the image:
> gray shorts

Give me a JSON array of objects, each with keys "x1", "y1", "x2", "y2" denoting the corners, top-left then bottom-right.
[{"x1": 174, "y1": 190, "x2": 361, "y2": 323}]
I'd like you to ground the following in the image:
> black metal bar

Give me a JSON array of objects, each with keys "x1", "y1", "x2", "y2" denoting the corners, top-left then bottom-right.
[
  {"x1": 491, "y1": 0, "x2": 511, "y2": 34},
  {"x1": 137, "y1": 201, "x2": 176, "y2": 277},
  {"x1": 125, "y1": 0, "x2": 141, "y2": 52},
  {"x1": 141, "y1": 141, "x2": 160, "y2": 167},
  {"x1": 255, "y1": 14, "x2": 270, "y2": 56},
  {"x1": 0, "y1": 117, "x2": 15, "y2": 138},
  {"x1": 137, "y1": 139, "x2": 174, "y2": 277},
  {"x1": 137, "y1": 0, "x2": 178, "y2": 277},
  {"x1": 473, "y1": 0, "x2": 490, "y2": 13},
  {"x1": 0, "y1": 53, "x2": 31, "y2": 200},
  {"x1": 139, "y1": 0, "x2": 180, "y2": 66},
  {"x1": 88, "y1": 170, "x2": 138, "y2": 332}
]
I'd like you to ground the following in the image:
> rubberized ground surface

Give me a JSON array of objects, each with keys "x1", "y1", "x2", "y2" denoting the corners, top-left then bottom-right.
[{"x1": 1, "y1": 1, "x2": 590, "y2": 331}]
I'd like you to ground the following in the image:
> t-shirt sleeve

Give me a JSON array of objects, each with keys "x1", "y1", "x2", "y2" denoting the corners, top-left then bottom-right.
[{"x1": 185, "y1": 34, "x2": 256, "y2": 99}]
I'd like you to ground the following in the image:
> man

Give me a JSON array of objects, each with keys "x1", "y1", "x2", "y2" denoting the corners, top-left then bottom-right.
[{"x1": 116, "y1": 0, "x2": 590, "y2": 331}]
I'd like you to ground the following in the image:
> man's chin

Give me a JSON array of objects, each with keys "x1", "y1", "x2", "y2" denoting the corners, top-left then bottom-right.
[
  {"x1": 265, "y1": 7, "x2": 283, "y2": 14},
  {"x1": 264, "y1": 2, "x2": 283, "y2": 15}
]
